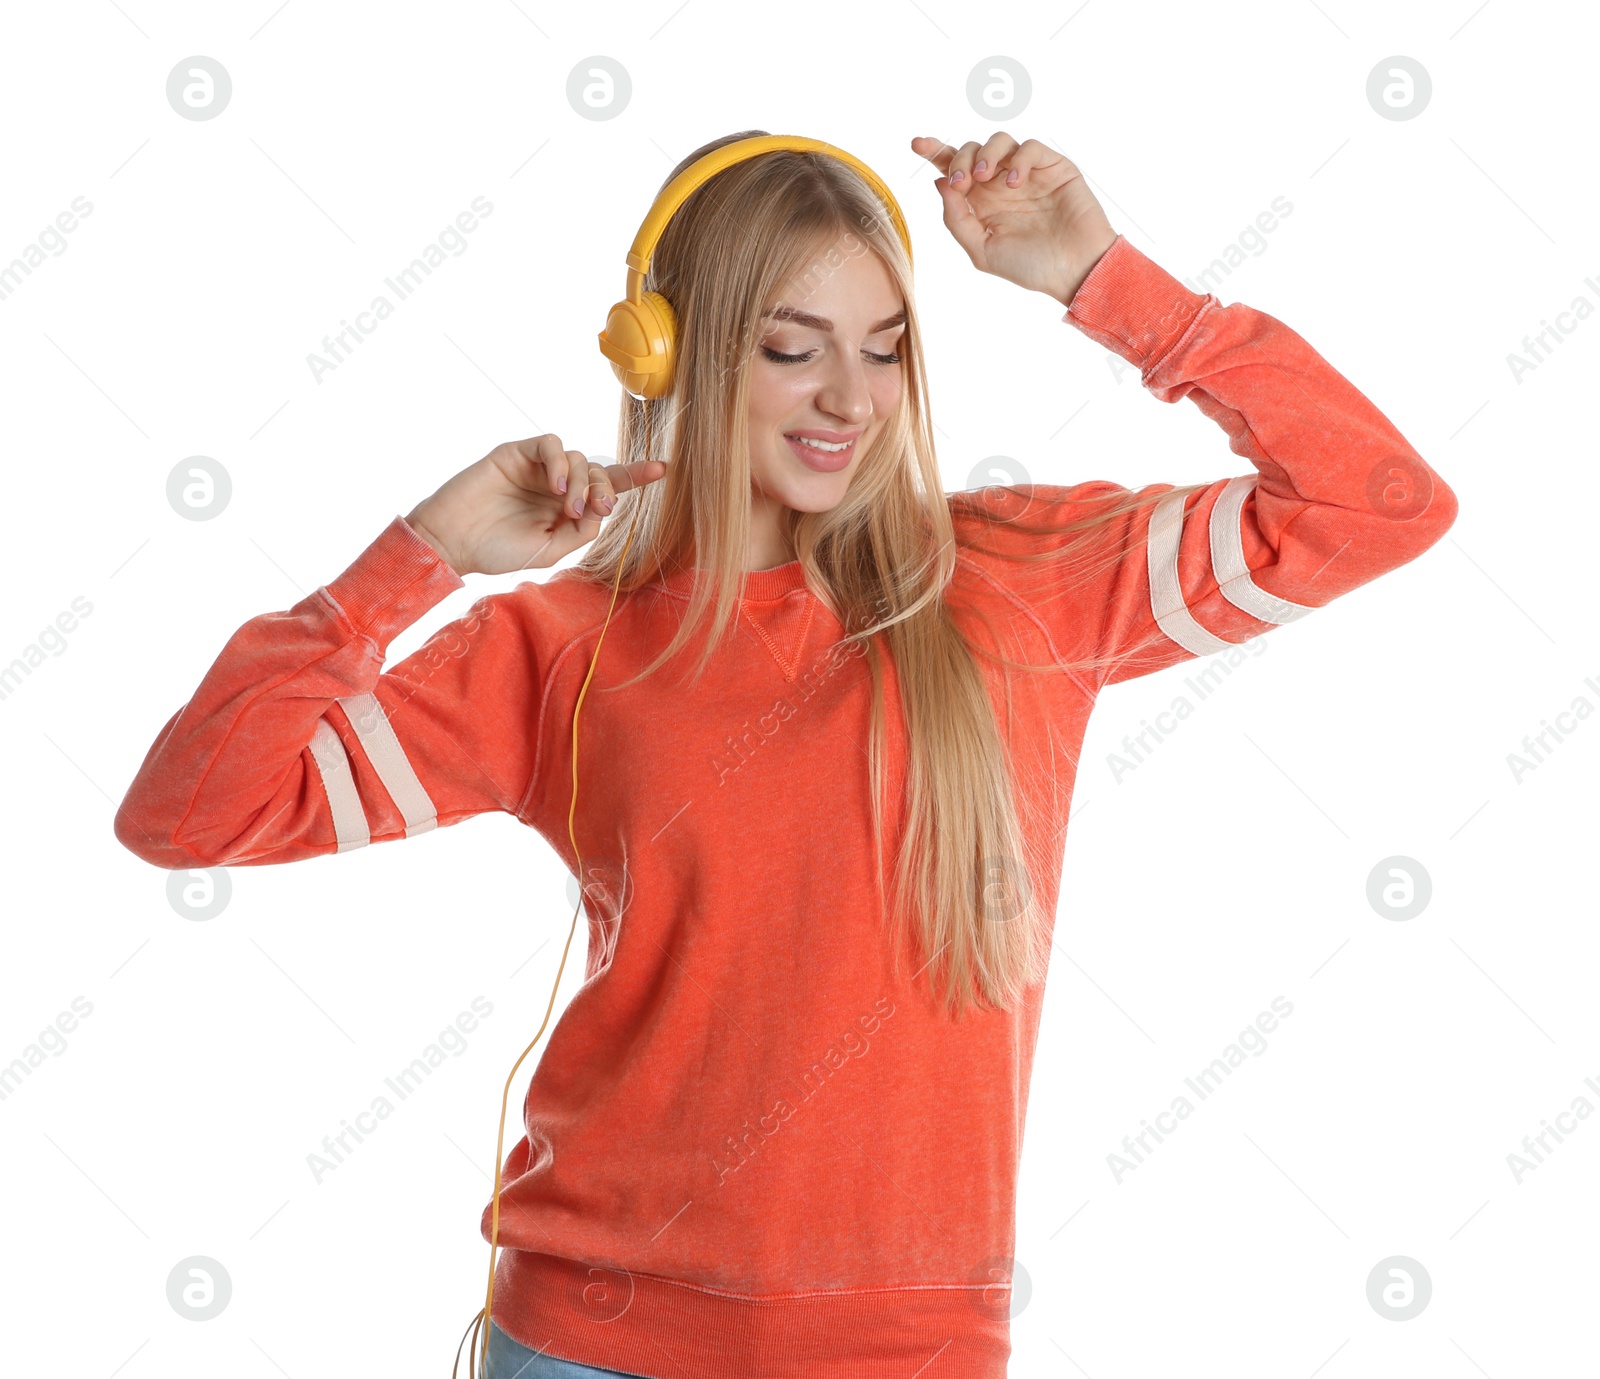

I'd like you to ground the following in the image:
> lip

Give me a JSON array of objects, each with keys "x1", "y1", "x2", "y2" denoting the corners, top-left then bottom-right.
[
  {"x1": 787, "y1": 428, "x2": 861, "y2": 443},
  {"x1": 784, "y1": 429, "x2": 861, "y2": 473}
]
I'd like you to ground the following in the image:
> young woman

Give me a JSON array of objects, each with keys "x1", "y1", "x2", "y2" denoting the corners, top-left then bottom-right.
[{"x1": 115, "y1": 129, "x2": 1457, "y2": 1379}]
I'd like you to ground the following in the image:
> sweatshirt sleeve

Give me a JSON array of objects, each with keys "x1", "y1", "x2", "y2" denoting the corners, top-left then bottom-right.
[
  {"x1": 951, "y1": 233, "x2": 1459, "y2": 689},
  {"x1": 113, "y1": 515, "x2": 544, "y2": 869}
]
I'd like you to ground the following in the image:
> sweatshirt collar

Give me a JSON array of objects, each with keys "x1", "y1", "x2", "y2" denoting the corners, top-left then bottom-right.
[{"x1": 654, "y1": 559, "x2": 810, "y2": 602}]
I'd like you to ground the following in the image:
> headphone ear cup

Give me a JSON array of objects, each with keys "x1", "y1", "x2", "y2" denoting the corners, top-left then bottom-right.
[{"x1": 598, "y1": 291, "x2": 678, "y2": 400}]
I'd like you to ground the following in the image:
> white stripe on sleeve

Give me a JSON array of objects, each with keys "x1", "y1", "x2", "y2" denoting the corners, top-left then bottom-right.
[
  {"x1": 336, "y1": 691, "x2": 439, "y2": 838},
  {"x1": 307, "y1": 717, "x2": 371, "y2": 852},
  {"x1": 1145, "y1": 488, "x2": 1235, "y2": 656},
  {"x1": 1209, "y1": 476, "x2": 1315, "y2": 625}
]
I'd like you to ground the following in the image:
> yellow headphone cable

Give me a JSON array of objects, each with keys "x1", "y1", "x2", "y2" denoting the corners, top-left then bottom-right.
[{"x1": 453, "y1": 400, "x2": 652, "y2": 1379}]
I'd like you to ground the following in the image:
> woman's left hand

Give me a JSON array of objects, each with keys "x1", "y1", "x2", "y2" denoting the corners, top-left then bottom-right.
[{"x1": 910, "y1": 133, "x2": 1119, "y2": 308}]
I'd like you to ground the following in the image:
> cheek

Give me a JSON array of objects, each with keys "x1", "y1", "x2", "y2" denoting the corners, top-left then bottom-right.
[
  {"x1": 749, "y1": 366, "x2": 811, "y2": 425},
  {"x1": 869, "y1": 370, "x2": 903, "y2": 423}
]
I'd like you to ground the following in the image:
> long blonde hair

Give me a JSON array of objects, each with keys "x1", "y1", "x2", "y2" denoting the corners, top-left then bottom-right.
[{"x1": 576, "y1": 130, "x2": 1202, "y2": 1019}]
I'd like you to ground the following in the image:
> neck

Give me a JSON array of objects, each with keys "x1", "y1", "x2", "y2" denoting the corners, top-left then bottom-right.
[{"x1": 746, "y1": 487, "x2": 796, "y2": 571}]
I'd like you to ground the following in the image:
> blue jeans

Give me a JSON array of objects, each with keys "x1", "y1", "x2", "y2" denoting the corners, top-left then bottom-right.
[{"x1": 484, "y1": 1319, "x2": 647, "y2": 1379}]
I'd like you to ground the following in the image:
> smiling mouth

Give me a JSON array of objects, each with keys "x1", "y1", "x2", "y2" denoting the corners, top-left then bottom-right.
[{"x1": 784, "y1": 432, "x2": 858, "y2": 472}]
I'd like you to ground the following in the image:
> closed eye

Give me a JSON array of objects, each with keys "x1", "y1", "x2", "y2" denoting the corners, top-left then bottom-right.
[{"x1": 761, "y1": 347, "x2": 901, "y2": 365}]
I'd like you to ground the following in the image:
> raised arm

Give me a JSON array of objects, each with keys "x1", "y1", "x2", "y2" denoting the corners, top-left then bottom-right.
[
  {"x1": 958, "y1": 232, "x2": 1457, "y2": 686},
  {"x1": 917, "y1": 132, "x2": 1457, "y2": 688},
  {"x1": 113, "y1": 516, "x2": 537, "y2": 868},
  {"x1": 114, "y1": 434, "x2": 668, "y2": 870}
]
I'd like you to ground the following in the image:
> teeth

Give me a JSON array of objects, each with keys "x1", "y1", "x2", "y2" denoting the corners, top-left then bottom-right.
[{"x1": 790, "y1": 435, "x2": 851, "y2": 452}]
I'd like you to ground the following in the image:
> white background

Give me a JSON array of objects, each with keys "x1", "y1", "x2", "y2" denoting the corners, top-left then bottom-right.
[{"x1": 0, "y1": 2, "x2": 1593, "y2": 1376}]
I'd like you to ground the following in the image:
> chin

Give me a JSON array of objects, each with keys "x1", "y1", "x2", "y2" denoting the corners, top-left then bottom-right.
[{"x1": 762, "y1": 470, "x2": 852, "y2": 514}]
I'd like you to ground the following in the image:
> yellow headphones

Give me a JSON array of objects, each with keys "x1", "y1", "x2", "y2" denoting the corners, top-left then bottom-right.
[
  {"x1": 596, "y1": 133, "x2": 915, "y2": 400},
  {"x1": 456, "y1": 135, "x2": 911, "y2": 1378}
]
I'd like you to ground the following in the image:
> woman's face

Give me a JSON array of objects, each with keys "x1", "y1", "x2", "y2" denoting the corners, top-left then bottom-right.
[{"x1": 746, "y1": 229, "x2": 906, "y2": 525}]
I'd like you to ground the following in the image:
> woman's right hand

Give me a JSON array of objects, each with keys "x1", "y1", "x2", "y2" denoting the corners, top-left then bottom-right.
[{"x1": 404, "y1": 434, "x2": 667, "y2": 577}]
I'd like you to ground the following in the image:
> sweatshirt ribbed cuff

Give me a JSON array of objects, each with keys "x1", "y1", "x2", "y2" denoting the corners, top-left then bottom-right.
[
  {"x1": 320, "y1": 514, "x2": 466, "y2": 652},
  {"x1": 1062, "y1": 233, "x2": 1216, "y2": 376}
]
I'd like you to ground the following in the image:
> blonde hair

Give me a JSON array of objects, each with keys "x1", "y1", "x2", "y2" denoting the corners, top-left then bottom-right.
[{"x1": 576, "y1": 130, "x2": 1203, "y2": 1019}]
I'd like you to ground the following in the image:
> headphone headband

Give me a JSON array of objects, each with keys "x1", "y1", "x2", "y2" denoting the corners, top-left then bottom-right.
[
  {"x1": 601, "y1": 134, "x2": 910, "y2": 399},
  {"x1": 623, "y1": 134, "x2": 912, "y2": 297}
]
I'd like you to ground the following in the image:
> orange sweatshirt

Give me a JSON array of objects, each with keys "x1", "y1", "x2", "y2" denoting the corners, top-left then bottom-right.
[{"x1": 114, "y1": 235, "x2": 1457, "y2": 1378}]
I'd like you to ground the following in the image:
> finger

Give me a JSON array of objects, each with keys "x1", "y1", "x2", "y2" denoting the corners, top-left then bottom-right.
[
  {"x1": 575, "y1": 457, "x2": 636, "y2": 517},
  {"x1": 583, "y1": 462, "x2": 617, "y2": 516},
  {"x1": 528, "y1": 433, "x2": 571, "y2": 499},
  {"x1": 564, "y1": 450, "x2": 593, "y2": 518},
  {"x1": 910, "y1": 135, "x2": 957, "y2": 175},
  {"x1": 502, "y1": 434, "x2": 556, "y2": 492},
  {"x1": 592, "y1": 458, "x2": 668, "y2": 514},
  {"x1": 933, "y1": 174, "x2": 988, "y2": 265},
  {"x1": 572, "y1": 458, "x2": 608, "y2": 533},
  {"x1": 608, "y1": 459, "x2": 667, "y2": 493},
  {"x1": 946, "y1": 140, "x2": 982, "y2": 189},
  {"x1": 971, "y1": 131, "x2": 1020, "y2": 182},
  {"x1": 995, "y1": 138, "x2": 1058, "y2": 187}
]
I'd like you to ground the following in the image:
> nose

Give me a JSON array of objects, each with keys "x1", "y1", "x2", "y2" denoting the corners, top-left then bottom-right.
[{"x1": 811, "y1": 350, "x2": 875, "y2": 427}]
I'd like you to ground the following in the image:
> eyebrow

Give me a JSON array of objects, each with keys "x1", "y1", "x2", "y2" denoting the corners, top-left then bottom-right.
[{"x1": 763, "y1": 305, "x2": 908, "y2": 334}]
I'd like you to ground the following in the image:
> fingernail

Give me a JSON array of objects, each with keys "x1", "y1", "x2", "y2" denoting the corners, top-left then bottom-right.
[
  {"x1": 975, "y1": 159, "x2": 986, "y2": 174},
  {"x1": 557, "y1": 476, "x2": 567, "y2": 494},
  {"x1": 951, "y1": 169, "x2": 963, "y2": 183},
  {"x1": 574, "y1": 496, "x2": 584, "y2": 516},
  {"x1": 1007, "y1": 168, "x2": 1019, "y2": 185}
]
